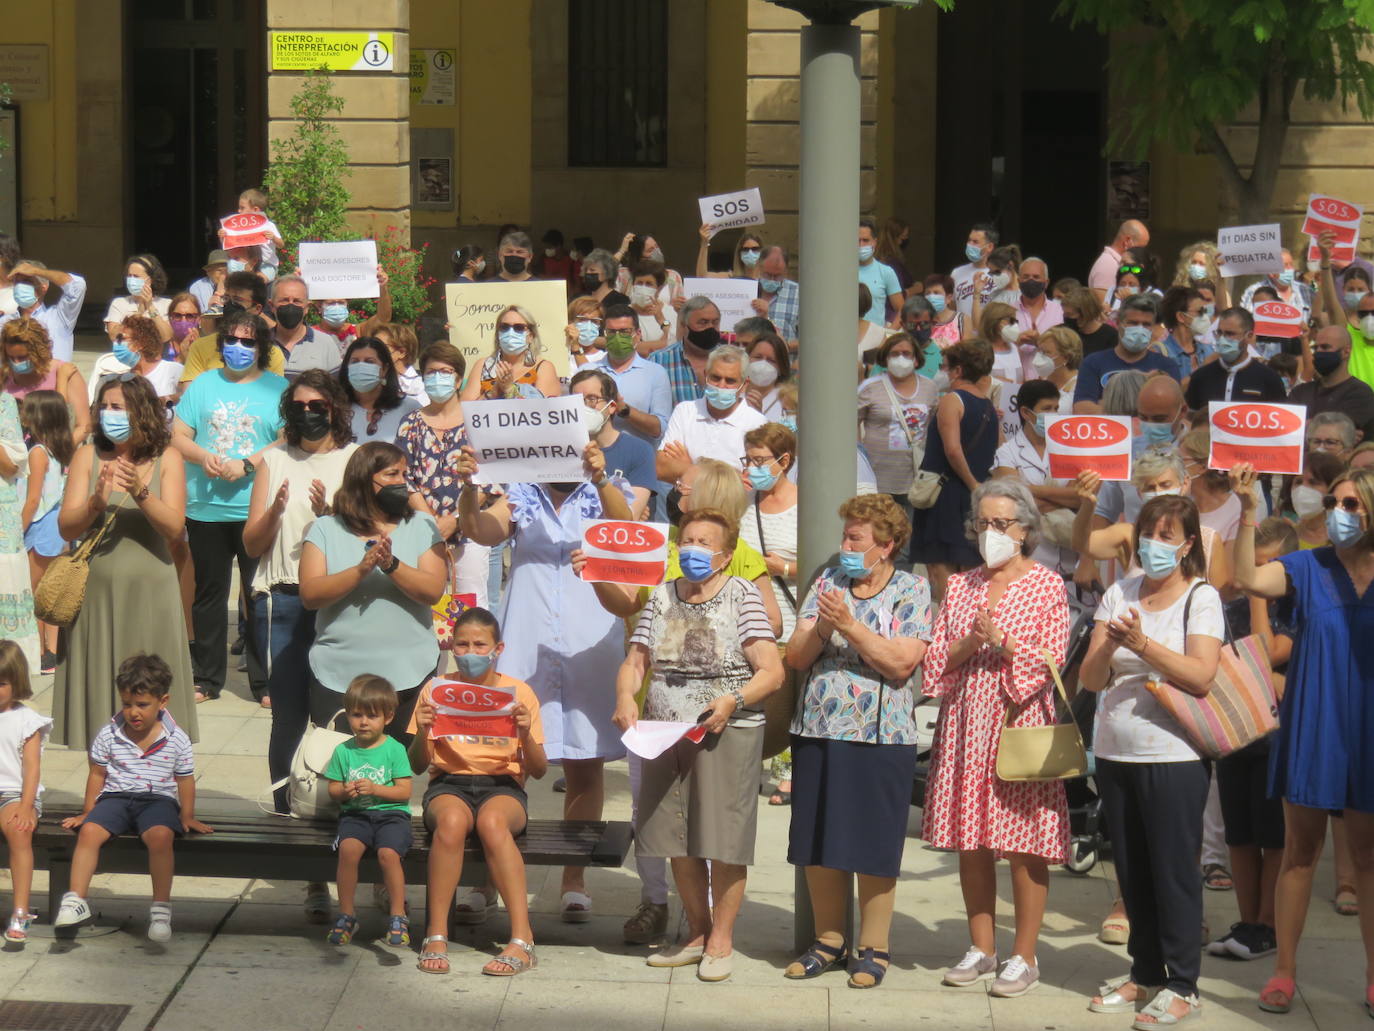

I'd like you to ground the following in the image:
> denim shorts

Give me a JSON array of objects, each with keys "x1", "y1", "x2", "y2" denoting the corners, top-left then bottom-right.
[
  {"x1": 335, "y1": 809, "x2": 413, "y2": 855},
  {"x1": 422, "y1": 773, "x2": 527, "y2": 822},
  {"x1": 86, "y1": 792, "x2": 181, "y2": 837}
]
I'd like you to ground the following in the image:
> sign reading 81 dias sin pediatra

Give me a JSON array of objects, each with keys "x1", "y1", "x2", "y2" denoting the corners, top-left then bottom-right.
[
  {"x1": 1044, "y1": 414, "x2": 1134, "y2": 481},
  {"x1": 1208, "y1": 402, "x2": 1306, "y2": 475},
  {"x1": 463, "y1": 396, "x2": 589, "y2": 485},
  {"x1": 269, "y1": 32, "x2": 395, "y2": 72}
]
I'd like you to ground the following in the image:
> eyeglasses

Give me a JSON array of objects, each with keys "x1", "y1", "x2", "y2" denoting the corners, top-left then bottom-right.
[
  {"x1": 580, "y1": 395, "x2": 607, "y2": 406},
  {"x1": 1118, "y1": 264, "x2": 1144, "y2": 276},
  {"x1": 575, "y1": 317, "x2": 603, "y2": 327},
  {"x1": 171, "y1": 311, "x2": 198, "y2": 319},
  {"x1": 500, "y1": 322, "x2": 530, "y2": 333},
  {"x1": 1310, "y1": 438, "x2": 1344, "y2": 450},
  {"x1": 289, "y1": 400, "x2": 330, "y2": 415},
  {"x1": 739, "y1": 455, "x2": 777, "y2": 469},
  {"x1": 974, "y1": 517, "x2": 1021, "y2": 533},
  {"x1": 1323, "y1": 495, "x2": 1363, "y2": 513}
]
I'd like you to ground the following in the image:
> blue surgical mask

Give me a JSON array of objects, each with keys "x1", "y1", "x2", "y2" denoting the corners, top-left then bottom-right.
[
  {"x1": 747, "y1": 464, "x2": 779, "y2": 491},
  {"x1": 964, "y1": 243, "x2": 983, "y2": 263},
  {"x1": 453, "y1": 651, "x2": 495, "y2": 678},
  {"x1": 422, "y1": 370, "x2": 457, "y2": 402},
  {"x1": 1034, "y1": 412, "x2": 1048, "y2": 437},
  {"x1": 1216, "y1": 336, "x2": 1242, "y2": 363},
  {"x1": 759, "y1": 279, "x2": 783, "y2": 295},
  {"x1": 839, "y1": 546, "x2": 873, "y2": 579},
  {"x1": 100, "y1": 409, "x2": 131, "y2": 443},
  {"x1": 1137, "y1": 536, "x2": 1184, "y2": 578},
  {"x1": 1120, "y1": 324, "x2": 1153, "y2": 353},
  {"x1": 739, "y1": 249, "x2": 760, "y2": 268},
  {"x1": 126, "y1": 275, "x2": 146, "y2": 297},
  {"x1": 1277, "y1": 269, "x2": 1295, "y2": 287},
  {"x1": 1187, "y1": 263, "x2": 1207, "y2": 281},
  {"x1": 678, "y1": 545, "x2": 719, "y2": 582},
  {"x1": 1327, "y1": 507, "x2": 1365, "y2": 548},
  {"x1": 227, "y1": 258, "x2": 247, "y2": 273},
  {"x1": 1345, "y1": 290, "x2": 1368, "y2": 310},
  {"x1": 9, "y1": 359, "x2": 32, "y2": 376},
  {"x1": 321, "y1": 302, "x2": 349, "y2": 325},
  {"x1": 498, "y1": 327, "x2": 528, "y2": 354},
  {"x1": 859, "y1": 245, "x2": 875, "y2": 262},
  {"x1": 12, "y1": 283, "x2": 37, "y2": 309},
  {"x1": 780, "y1": 415, "x2": 798, "y2": 432},
  {"x1": 577, "y1": 321, "x2": 600, "y2": 346},
  {"x1": 222, "y1": 342, "x2": 256, "y2": 371},
  {"x1": 927, "y1": 293, "x2": 947, "y2": 314},
  {"x1": 347, "y1": 362, "x2": 382, "y2": 393},
  {"x1": 1140, "y1": 420, "x2": 1176, "y2": 447},
  {"x1": 112, "y1": 339, "x2": 139, "y2": 367},
  {"x1": 704, "y1": 385, "x2": 738, "y2": 409}
]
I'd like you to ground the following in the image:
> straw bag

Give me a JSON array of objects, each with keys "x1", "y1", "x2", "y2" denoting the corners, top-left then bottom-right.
[
  {"x1": 995, "y1": 649, "x2": 1088, "y2": 782},
  {"x1": 33, "y1": 505, "x2": 121, "y2": 629}
]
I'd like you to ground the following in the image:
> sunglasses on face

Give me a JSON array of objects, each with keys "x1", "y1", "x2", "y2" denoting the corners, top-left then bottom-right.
[
  {"x1": 289, "y1": 399, "x2": 329, "y2": 415},
  {"x1": 225, "y1": 335, "x2": 256, "y2": 344},
  {"x1": 500, "y1": 322, "x2": 530, "y2": 333},
  {"x1": 1324, "y1": 495, "x2": 1363, "y2": 513}
]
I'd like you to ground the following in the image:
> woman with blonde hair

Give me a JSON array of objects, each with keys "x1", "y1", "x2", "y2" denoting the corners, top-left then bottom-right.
[
  {"x1": 1034, "y1": 326, "x2": 1082, "y2": 412},
  {"x1": 565, "y1": 295, "x2": 605, "y2": 366},
  {"x1": 1173, "y1": 241, "x2": 1231, "y2": 308},
  {"x1": 375, "y1": 322, "x2": 425, "y2": 404},
  {"x1": 1060, "y1": 285, "x2": 1119, "y2": 357},
  {"x1": 460, "y1": 304, "x2": 559, "y2": 401},
  {"x1": 695, "y1": 226, "x2": 765, "y2": 280}
]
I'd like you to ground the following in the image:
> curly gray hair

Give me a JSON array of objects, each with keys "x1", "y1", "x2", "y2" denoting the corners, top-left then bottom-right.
[{"x1": 965, "y1": 478, "x2": 1041, "y2": 557}]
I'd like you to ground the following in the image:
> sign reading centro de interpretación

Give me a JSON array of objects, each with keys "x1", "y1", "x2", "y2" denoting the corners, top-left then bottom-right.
[{"x1": 269, "y1": 32, "x2": 395, "y2": 72}]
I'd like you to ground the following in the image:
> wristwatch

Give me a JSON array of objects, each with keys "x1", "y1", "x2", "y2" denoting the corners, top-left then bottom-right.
[
  {"x1": 133, "y1": 485, "x2": 151, "y2": 503},
  {"x1": 381, "y1": 555, "x2": 400, "y2": 575},
  {"x1": 592, "y1": 473, "x2": 611, "y2": 489},
  {"x1": 241, "y1": 459, "x2": 255, "y2": 480},
  {"x1": 616, "y1": 403, "x2": 633, "y2": 420}
]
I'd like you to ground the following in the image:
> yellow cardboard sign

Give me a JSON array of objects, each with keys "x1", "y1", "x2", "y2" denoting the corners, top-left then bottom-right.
[
  {"x1": 269, "y1": 32, "x2": 395, "y2": 72},
  {"x1": 446, "y1": 280, "x2": 572, "y2": 380}
]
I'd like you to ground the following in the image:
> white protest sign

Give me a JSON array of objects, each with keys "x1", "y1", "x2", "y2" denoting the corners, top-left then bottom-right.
[
  {"x1": 698, "y1": 187, "x2": 765, "y2": 238},
  {"x1": 464, "y1": 395, "x2": 588, "y2": 484},
  {"x1": 1303, "y1": 194, "x2": 1363, "y2": 264},
  {"x1": 1208, "y1": 401, "x2": 1306, "y2": 476},
  {"x1": 297, "y1": 240, "x2": 380, "y2": 300},
  {"x1": 621, "y1": 720, "x2": 707, "y2": 760},
  {"x1": 683, "y1": 277, "x2": 758, "y2": 334},
  {"x1": 428, "y1": 679, "x2": 516, "y2": 740},
  {"x1": 580, "y1": 520, "x2": 670, "y2": 587},
  {"x1": 445, "y1": 279, "x2": 572, "y2": 378},
  {"x1": 1044, "y1": 414, "x2": 1134, "y2": 481},
  {"x1": 1217, "y1": 223, "x2": 1285, "y2": 277},
  {"x1": 220, "y1": 212, "x2": 268, "y2": 248}
]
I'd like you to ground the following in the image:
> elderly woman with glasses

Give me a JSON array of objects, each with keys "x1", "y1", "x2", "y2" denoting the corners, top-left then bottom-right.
[{"x1": 922, "y1": 478, "x2": 1070, "y2": 999}]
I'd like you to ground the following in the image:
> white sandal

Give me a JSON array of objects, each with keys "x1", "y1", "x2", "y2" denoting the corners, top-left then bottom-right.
[
  {"x1": 560, "y1": 891, "x2": 592, "y2": 924},
  {"x1": 1089, "y1": 975, "x2": 1160, "y2": 1014},
  {"x1": 1131, "y1": 988, "x2": 1200, "y2": 1029}
]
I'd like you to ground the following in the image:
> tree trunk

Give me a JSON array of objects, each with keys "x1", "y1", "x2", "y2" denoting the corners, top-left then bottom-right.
[{"x1": 1202, "y1": 43, "x2": 1294, "y2": 225}]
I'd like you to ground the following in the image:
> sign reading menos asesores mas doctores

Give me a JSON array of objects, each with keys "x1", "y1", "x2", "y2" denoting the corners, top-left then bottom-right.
[{"x1": 269, "y1": 32, "x2": 395, "y2": 72}]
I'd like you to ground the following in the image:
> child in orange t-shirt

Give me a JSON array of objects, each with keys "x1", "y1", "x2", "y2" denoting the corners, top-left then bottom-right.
[{"x1": 408, "y1": 607, "x2": 547, "y2": 977}]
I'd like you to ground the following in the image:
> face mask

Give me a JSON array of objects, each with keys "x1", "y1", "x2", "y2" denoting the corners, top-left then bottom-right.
[
  {"x1": 1030, "y1": 352, "x2": 1055, "y2": 377},
  {"x1": 1020, "y1": 280, "x2": 1047, "y2": 300},
  {"x1": 759, "y1": 278, "x2": 783, "y2": 295},
  {"x1": 747, "y1": 360, "x2": 779, "y2": 387},
  {"x1": 1277, "y1": 269, "x2": 1295, "y2": 286},
  {"x1": 979, "y1": 528, "x2": 1018, "y2": 568},
  {"x1": 473, "y1": 259, "x2": 486, "y2": 275},
  {"x1": 859, "y1": 245, "x2": 875, "y2": 263},
  {"x1": 112, "y1": 339, "x2": 139, "y2": 367},
  {"x1": 1361, "y1": 315, "x2": 1374, "y2": 339},
  {"x1": 678, "y1": 545, "x2": 719, "y2": 582},
  {"x1": 273, "y1": 303, "x2": 305, "y2": 330},
  {"x1": 1140, "y1": 487, "x2": 1181, "y2": 501},
  {"x1": 504, "y1": 255, "x2": 528, "y2": 276},
  {"x1": 927, "y1": 293, "x2": 947, "y2": 314},
  {"x1": 544, "y1": 247, "x2": 557, "y2": 258},
  {"x1": 988, "y1": 271, "x2": 1011, "y2": 292},
  {"x1": 1313, "y1": 350, "x2": 1343, "y2": 377},
  {"x1": 1345, "y1": 290, "x2": 1367, "y2": 310},
  {"x1": 422, "y1": 371, "x2": 457, "y2": 402},
  {"x1": 454, "y1": 651, "x2": 495, "y2": 678},
  {"x1": 646, "y1": 248, "x2": 664, "y2": 263},
  {"x1": 375, "y1": 483, "x2": 411, "y2": 519},
  {"x1": 740, "y1": 249, "x2": 760, "y2": 268},
  {"x1": 582, "y1": 402, "x2": 610, "y2": 436},
  {"x1": 498, "y1": 327, "x2": 528, "y2": 354},
  {"x1": 347, "y1": 362, "x2": 382, "y2": 393},
  {"x1": 964, "y1": 243, "x2": 983, "y2": 263},
  {"x1": 780, "y1": 415, "x2": 798, "y2": 433},
  {"x1": 886, "y1": 355, "x2": 916, "y2": 379},
  {"x1": 1137, "y1": 536, "x2": 1184, "y2": 578},
  {"x1": 1202, "y1": 304, "x2": 1216, "y2": 319},
  {"x1": 261, "y1": 265, "x2": 277, "y2": 282},
  {"x1": 227, "y1": 258, "x2": 247, "y2": 273},
  {"x1": 222, "y1": 342, "x2": 256, "y2": 371},
  {"x1": 704, "y1": 385, "x2": 738, "y2": 409},
  {"x1": 221, "y1": 299, "x2": 247, "y2": 320},
  {"x1": 290, "y1": 408, "x2": 332, "y2": 442},
  {"x1": 630, "y1": 285, "x2": 656, "y2": 307},
  {"x1": 1189, "y1": 314, "x2": 1211, "y2": 336},
  {"x1": 1327, "y1": 507, "x2": 1365, "y2": 548},
  {"x1": 1140, "y1": 420, "x2": 1176, "y2": 447},
  {"x1": 605, "y1": 330, "x2": 635, "y2": 361},
  {"x1": 838, "y1": 545, "x2": 874, "y2": 579},
  {"x1": 1292, "y1": 484, "x2": 1325, "y2": 518},
  {"x1": 12, "y1": 283, "x2": 37, "y2": 309},
  {"x1": 1120, "y1": 324, "x2": 1153, "y2": 353},
  {"x1": 747, "y1": 464, "x2": 779, "y2": 492},
  {"x1": 1000, "y1": 323, "x2": 1022, "y2": 346},
  {"x1": 322, "y1": 303, "x2": 348, "y2": 325},
  {"x1": 1117, "y1": 285, "x2": 1139, "y2": 299},
  {"x1": 580, "y1": 273, "x2": 601, "y2": 293},
  {"x1": 126, "y1": 275, "x2": 146, "y2": 297},
  {"x1": 933, "y1": 370, "x2": 951, "y2": 393},
  {"x1": 665, "y1": 487, "x2": 685, "y2": 526},
  {"x1": 1033, "y1": 412, "x2": 1048, "y2": 437},
  {"x1": 577, "y1": 321, "x2": 601, "y2": 347},
  {"x1": 1215, "y1": 335, "x2": 1243, "y2": 364},
  {"x1": 171, "y1": 316, "x2": 199, "y2": 338},
  {"x1": 686, "y1": 327, "x2": 721, "y2": 351},
  {"x1": 99, "y1": 410, "x2": 131, "y2": 443},
  {"x1": 1187, "y1": 262, "x2": 1208, "y2": 281},
  {"x1": 9, "y1": 359, "x2": 31, "y2": 376}
]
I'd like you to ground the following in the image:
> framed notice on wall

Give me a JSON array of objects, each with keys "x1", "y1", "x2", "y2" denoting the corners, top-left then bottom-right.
[
  {"x1": 411, "y1": 128, "x2": 455, "y2": 211},
  {"x1": 0, "y1": 107, "x2": 18, "y2": 238},
  {"x1": 1107, "y1": 160, "x2": 1150, "y2": 222}
]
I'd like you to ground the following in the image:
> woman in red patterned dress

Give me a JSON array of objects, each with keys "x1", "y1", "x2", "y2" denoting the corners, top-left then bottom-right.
[{"x1": 922, "y1": 478, "x2": 1070, "y2": 998}]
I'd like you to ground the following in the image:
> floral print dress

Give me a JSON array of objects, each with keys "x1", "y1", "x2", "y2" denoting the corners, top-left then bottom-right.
[{"x1": 0, "y1": 393, "x2": 39, "y2": 670}]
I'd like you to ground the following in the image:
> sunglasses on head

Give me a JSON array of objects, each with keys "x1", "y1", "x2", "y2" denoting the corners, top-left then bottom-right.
[
  {"x1": 1323, "y1": 495, "x2": 1363, "y2": 513},
  {"x1": 289, "y1": 399, "x2": 329, "y2": 415},
  {"x1": 1119, "y1": 264, "x2": 1144, "y2": 276}
]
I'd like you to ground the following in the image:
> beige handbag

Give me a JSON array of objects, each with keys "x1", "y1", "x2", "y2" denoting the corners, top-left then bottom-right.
[{"x1": 995, "y1": 649, "x2": 1088, "y2": 782}]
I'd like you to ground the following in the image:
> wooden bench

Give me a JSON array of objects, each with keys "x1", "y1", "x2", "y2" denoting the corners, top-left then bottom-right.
[{"x1": 17, "y1": 802, "x2": 633, "y2": 922}]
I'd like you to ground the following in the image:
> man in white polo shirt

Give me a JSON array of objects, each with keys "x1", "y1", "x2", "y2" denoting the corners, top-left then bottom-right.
[{"x1": 656, "y1": 343, "x2": 767, "y2": 483}]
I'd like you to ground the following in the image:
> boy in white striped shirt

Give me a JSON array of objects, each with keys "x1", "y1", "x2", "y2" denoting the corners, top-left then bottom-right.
[{"x1": 55, "y1": 653, "x2": 212, "y2": 941}]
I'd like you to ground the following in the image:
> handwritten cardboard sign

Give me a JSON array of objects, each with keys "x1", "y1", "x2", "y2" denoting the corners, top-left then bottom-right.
[
  {"x1": 682, "y1": 276, "x2": 758, "y2": 334},
  {"x1": 1044, "y1": 414, "x2": 1134, "y2": 481},
  {"x1": 221, "y1": 212, "x2": 268, "y2": 248},
  {"x1": 463, "y1": 395, "x2": 589, "y2": 484},
  {"x1": 1253, "y1": 301, "x2": 1304, "y2": 339},
  {"x1": 297, "y1": 240, "x2": 380, "y2": 300},
  {"x1": 1217, "y1": 223, "x2": 1285, "y2": 277},
  {"x1": 429, "y1": 678, "x2": 516, "y2": 740},
  {"x1": 445, "y1": 278, "x2": 572, "y2": 378},
  {"x1": 1208, "y1": 402, "x2": 1306, "y2": 475},
  {"x1": 579, "y1": 520, "x2": 670, "y2": 587},
  {"x1": 698, "y1": 188, "x2": 765, "y2": 237},
  {"x1": 1303, "y1": 194, "x2": 1363, "y2": 265}
]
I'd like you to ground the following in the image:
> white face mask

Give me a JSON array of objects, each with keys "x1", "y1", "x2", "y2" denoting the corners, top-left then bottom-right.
[
  {"x1": 1140, "y1": 487, "x2": 1183, "y2": 501},
  {"x1": 1000, "y1": 323, "x2": 1022, "y2": 346},
  {"x1": 886, "y1": 354, "x2": 916, "y2": 379},
  {"x1": 933, "y1": 370, "x2": 951, "y2": 393},
  {"x1": 1030, "y1": 352, "x2": 1055, "y2": 377},
  {"x1": 1361, "y1": 314, "x2": 1374, "y2": 339},
  {"x1": 747, "y1": 360, "x2": 779, "y2": 387},
  {"x1": 1292, "y1": 484, "x2": 1326, "y2": 518},
  {"x1": 988, "y1": 271, "x2": 1011, "y2": 292},
  {"x1": 1189, "y1": 314, "x2": 1211, "y2": 336},
  {"x1": 629, "y1": 284, "x2": 656, "y2": 307},
  {"x1": 978, "y1": 528, "x2": 1019, "y2": 569},
  {"x1": 582, "y1": 402, "x2": 610, "y2": 436}
]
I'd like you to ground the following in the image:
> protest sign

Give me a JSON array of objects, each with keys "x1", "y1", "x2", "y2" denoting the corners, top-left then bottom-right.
[
  {"x1": 445, "y1": 279, "x2": 572, "y2": 378},
  {"x1": 1208, "y1": 402, "x2": 1306, "y2": 475},
  {"x1": 698, "y1": 188, "x2": 765, "y2": 237},
  {"x1": 683, "y1": 277, "x2": 758, "y2": 334},
  {"x1": 579, "y1": 520, "x2": 670, "y2": 587},
  {"x1": 220, "y1": 212, "x2": 268, "y2": 248},
  {"x1": 1045, "y1": 414, "x2": 1134, "y2": 481},
  {"x1": 463, "y1": 395, "x2": 588, "y2": 484},
  {"x1": 1217, "y1": 224, "x2": 1285, "y2": 277},
  {"x1": 429, "y1": 679, "x2": 516, "y2": 740},
  {"x1": 621, "y1": 720, "x2": 708, "y2": 761},
  {"x1": 1303, "y1": 194, "x2": 1363, "y2": 264},
  {"x1": 297, "y1": 240, "x2": 379, "y2": 300},
  {"x1": 1253, "y1": 301, "x2": 1304, "y2": 339}
]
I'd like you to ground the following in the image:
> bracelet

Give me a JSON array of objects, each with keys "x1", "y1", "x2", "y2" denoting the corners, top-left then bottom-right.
[
  {"x1": 729, "y1": 687, "x2": 746, "y2": 712},
  {"x1": 593, "y1": 473, "x2": 610, "y2": 489}
]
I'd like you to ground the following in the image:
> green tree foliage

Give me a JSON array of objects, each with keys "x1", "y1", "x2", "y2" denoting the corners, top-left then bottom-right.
[
  {"x1": 262, "y1": 69, "x2": 351, "y2": 247},
  {"x1": 1055, "y1": 1, "x2": 1374, "y2": 222}
]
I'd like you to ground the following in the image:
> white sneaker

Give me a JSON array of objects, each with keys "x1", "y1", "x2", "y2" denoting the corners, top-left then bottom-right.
[
  {"x1": 54, "y1": 891, "x2": 92, "y2": 929},
  {"x1": 943, "y1": 947, "x2": 998, "y2": 986},
  {"x1": 148, "y1": 903, "x2": 172, "y2": 943}
]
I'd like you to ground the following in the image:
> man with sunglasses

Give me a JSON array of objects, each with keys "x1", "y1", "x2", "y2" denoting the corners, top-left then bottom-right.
[
  {"x1": 1287, "y1": 326, "x2": 1374, "y2": 445},
  {"x1": 1088, "y1": 220, "x2": 1150, "y2": 305}
]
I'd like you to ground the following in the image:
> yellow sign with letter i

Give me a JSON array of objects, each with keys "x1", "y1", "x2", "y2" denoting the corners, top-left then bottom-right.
[{"x1": 269, "y1": 32, "x2": 396, "y2": 72}]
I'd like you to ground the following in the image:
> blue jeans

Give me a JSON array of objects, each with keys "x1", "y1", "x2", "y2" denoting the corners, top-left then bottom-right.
[{"x1": 251, "y1": 587, "x2": 316, "y2": 814}]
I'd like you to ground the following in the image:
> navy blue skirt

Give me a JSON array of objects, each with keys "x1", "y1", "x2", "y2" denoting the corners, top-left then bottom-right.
[{"x1": 786, "y1": 734, "x2": 918, "y2": 878}]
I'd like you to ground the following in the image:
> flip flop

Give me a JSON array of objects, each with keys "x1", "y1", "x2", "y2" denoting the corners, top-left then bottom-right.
[
  {"x1": 1336, "y1": 886, "x2": 1360, "y2": 916},
  {"x1": 1258, "y1": 976, "x2": 1296, "y2": 1014},
  {"x1": 1202, "y1": 863, "x2": 1233, "y2": 891}
]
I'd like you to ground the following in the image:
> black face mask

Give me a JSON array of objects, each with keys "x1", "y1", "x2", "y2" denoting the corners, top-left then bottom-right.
[
  {"x1": 375, "y1": 483, "x2": 411, "y2": 519},
  {"x1": 289, "y1": 408, "x2": 331, "y2": 442},
  {"x1": 547, "y1": 481, "x2": 581, "y2": 494},
  {"x1": 665, "y1": 488, "x2": 685, "y2": 527},
  {"x1": 904, "y1": 324, "x2": 933, "y2": 345},
  {"x1": 1020, "y1": 280, "x2": 1047, "y2": 300},
  {"x1": 274, "y1": 303, "x2": 305, "y2": 330},
  {"x1": 503, "y1": 255, "x2": 528, "y2": 276},
  {"x1": 1313, "y1": 350, "x2": 1343, "y2": 377},
  {"x1": 1062, "y1": 316, "x2": 1079, "y2": 332},
  {"x1": 221, "y1": 300, "x2": 247, "y2": 320},
  {"x1": 686, "y1": 327, "x2": 721, "y2": 351},
  {"x1": 580, "y1": 273, "x2": 601, "y2": 293}
]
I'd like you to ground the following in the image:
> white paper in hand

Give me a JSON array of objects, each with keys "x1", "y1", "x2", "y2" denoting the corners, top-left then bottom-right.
[{"x1": 620, "y1": 720, "x2": 705, "y2": 760}]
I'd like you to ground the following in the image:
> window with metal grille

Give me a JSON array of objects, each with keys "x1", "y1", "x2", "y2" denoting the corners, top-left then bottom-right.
[{"x1": 567, "y1": 0, "x2": 668, "y2": 167}]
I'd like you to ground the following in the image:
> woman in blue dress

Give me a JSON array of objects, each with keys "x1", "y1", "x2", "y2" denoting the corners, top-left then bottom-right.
[{"x1": 1231, "y1": 463, "x2": 1374, "y2": 1019}]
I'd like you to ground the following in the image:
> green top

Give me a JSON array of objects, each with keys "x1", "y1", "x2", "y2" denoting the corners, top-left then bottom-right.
[{"x1": 323, "y1": 736, "x2": 412, "y2": 812}]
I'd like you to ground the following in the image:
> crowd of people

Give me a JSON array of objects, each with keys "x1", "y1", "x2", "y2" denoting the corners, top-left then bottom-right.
[{"x1": 0, "y1": 201, "x2": 1368, "y2": 1021}]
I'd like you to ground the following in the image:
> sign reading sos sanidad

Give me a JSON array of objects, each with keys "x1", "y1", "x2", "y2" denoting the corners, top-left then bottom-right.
[
  {"x1": 1044, "y1": 415, "x2": 1134, "y2": 481},
  {"x1": 1208, "y1": 402, "x2": 1306, "y2": 475},
  {"x1": 428, "y1": 679, "x2": 517, "y2": 740},
  {"x1": 580, "y1": 520, "x2": 670, "y2": 588}
]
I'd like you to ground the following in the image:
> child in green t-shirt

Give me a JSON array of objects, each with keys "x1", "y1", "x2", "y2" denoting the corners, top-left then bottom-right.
[{"x1": 323, "y1": 675, "x2": 413, "y2": 947}]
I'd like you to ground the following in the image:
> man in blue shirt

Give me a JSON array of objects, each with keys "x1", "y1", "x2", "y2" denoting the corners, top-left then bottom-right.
[
  {"x1": 651, "y1": 297, "x2": 718, "y2": 407},
  {"x1": 589, "y1": 305, "x2": 672, "y2": 450},
  {"x1": 858, "y1": 218, "x2": 902, "y2": 327},
  {"x1": 0, "y1": 260, "x2": 87, "y2": 362},
  {"x1": 753, "y1": 247, "x2": 800, "y2": 342},
  {"x1": 1073, "y1": 294, "x2": 1179, "y2": 413}
]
